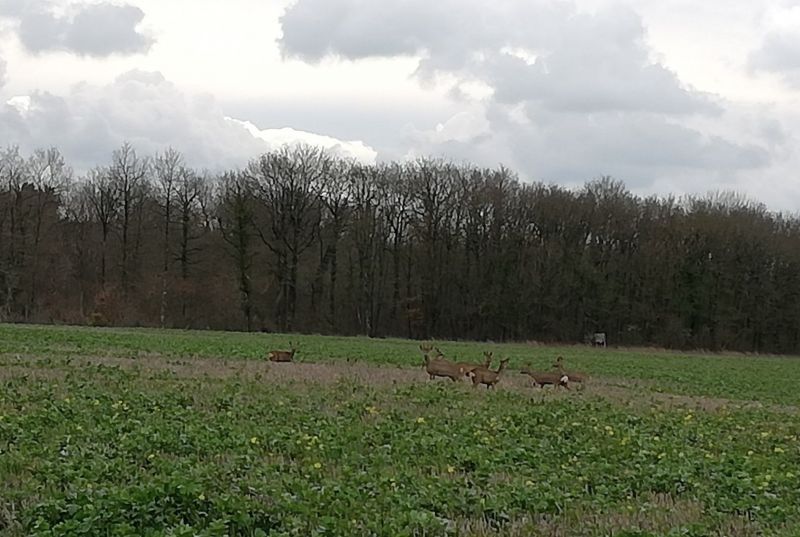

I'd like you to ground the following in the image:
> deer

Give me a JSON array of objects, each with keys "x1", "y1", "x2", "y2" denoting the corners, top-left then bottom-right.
[
  {"x1": 552, "y1": 355, "x2": 587, "y2": 383},
  {"x1": 267, "y1": 341, "x2": 297, "y2": 362},
  {"x1": 520, "y1": 365, "x2": 570, "y2": 390},
  {"x1": 468, "y1": 357, "x2": 510, "y2": 389},
  {"x1": 419, "y1": 344, "x2": 467, "y2": 382},
  {"x1": 455, "y1": 351, "x2": 494, "y2": 377}
]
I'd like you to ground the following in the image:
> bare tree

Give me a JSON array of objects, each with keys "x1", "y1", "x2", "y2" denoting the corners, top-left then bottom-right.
[
  {"x1": 348, "y1": 163, "x2": 388, "y2": 336},
  {"x1": 154, "y1": 148, "x2": 184, "y2": 327},
  {"x1": 316, "y1": 158, "x2": 352, "y2": 327},
  {"x1": 25, "y1": 148, "x2": 72, "y2": 317},
  {"x1": 109, "y1": 143, "x2": 150, "y2": 292},
  {"x1": 0, "y1": 146, "x2": 28, "y2": 318},
  {"x1": 84, "y1": 168, "x2": 119, "y2": 288},
  {"x1": 382, "y1": 163, "x2": 412, "y2": 331},
  {"x1": 248, "y1": 145, "x2": 325, "y2": 331},
  {"x1": 217, "y1": 171, "x2": 256, "y2": 331},
  {"x1": 63, "y1": 185, "x2": 95, "y2": 318},
  {"x1": 175, "y1": 169, "x2": 209, "y2": 322}
]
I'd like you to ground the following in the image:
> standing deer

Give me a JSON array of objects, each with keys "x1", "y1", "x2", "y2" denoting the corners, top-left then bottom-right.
[
  {"x1": 469, "y1": 357, "x2": 510, "y2": 389},
  {"x1": 552, "y1": 355, "x2": 587, "y2": 383},
  {"x1": 267, "y1": 341, "x2": 297, "y2": 362},
  {"x1": 456, "y1": 351, "x2": 494, "y2": 377},
  {"x1": 419, "y1": 344, "x2": 467, "y2": 382}
]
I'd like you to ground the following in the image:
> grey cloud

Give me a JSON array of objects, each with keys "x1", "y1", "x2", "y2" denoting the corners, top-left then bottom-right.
[
  {"x1": 279, "y1": 0, "x2": 566, "y2": 68},
  {"x1": 281, "y1": 0, "x2": 765, "y2": 190},
  {"x1": 750, "y1": 31, "x2": 800, "y2": 85},
  {"x1": 0, "y1": 0, "x2": 27, "y2": 17},
  {"x1": 0, "y1": 70, "x2": 376, "y2": 172},
  {"x1": 407, "y1": 103, "x2": 768, "y2": 190},
  {"x1": 0, "y1": 70, "x2": 261, "y2": 171},
  {"x1": 2, "y1": 1, "x2": 153, "y2": 57},
  {"x1": 281, "y1": 0, "x2": 717, "y2": 116},
  {"x1": 0, "y1": 55, "x2": 6, "y2": 88}
]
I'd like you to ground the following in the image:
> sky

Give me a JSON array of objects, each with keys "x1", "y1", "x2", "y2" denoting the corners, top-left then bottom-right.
[{"x1": 2, "y1": 0, "x2": 800, "y2": 210}]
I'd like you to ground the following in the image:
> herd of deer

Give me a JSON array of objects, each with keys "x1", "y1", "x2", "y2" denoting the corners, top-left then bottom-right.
[
  {"x1": 266, "y1": 341, "x2": 587, "y2": 390},
  {"x1": 419, "y1": 344, "x2": 586, "y2": 389}
]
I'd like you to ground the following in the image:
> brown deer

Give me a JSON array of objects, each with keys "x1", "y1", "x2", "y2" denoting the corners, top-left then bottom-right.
[
  {"x1": 456, "y1": 351, "x2": 494, "y2": 377},
  {"x1": 520, "y1": 365, "x2": 569, "y2": 390},
  {"x1": 420, "y1": 345, "x2": 467, "y2": 382},
  {"x1": 267, "y1": 342, "x2": 297, "y2": 362},
  {"x1": 552, "y1": 355, "x2": 587, "y2": 383},
  {"x1": 469, "y1": 357, "x2": 510, "y2": 389}
]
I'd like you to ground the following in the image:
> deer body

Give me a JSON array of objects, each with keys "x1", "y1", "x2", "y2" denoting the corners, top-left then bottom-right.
[
  {"x1": 520, "y1": 368, "x2": 570, "y2": 389},
  {"x1": 268, "y1": 342, "x2": 296, "y2": 362},
  {"x1": 423, "y1": 354, "x2": 467, "y2": 381},
  {"x1": 419, "y1": 344, "x2": 466, "y2": 381},
  {"x1": 456, "y1": 352, "x2": 494, "y2": 377},
  {"x1": 552, "y1": 356, "x2": 587, "y2": 383},
  {"x1": 469, "y1": 358, "x2": 510, "y2": 389}
]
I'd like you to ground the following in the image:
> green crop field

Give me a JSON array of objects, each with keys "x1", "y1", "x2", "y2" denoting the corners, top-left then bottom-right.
[{"x1": 1, "y1": 324, "x2": 800, "y2": 536}]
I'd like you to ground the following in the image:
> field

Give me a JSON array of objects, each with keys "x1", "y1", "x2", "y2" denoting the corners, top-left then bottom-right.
[{"x1": 2, "y1": 325, "x2": 800, "y2": 536}]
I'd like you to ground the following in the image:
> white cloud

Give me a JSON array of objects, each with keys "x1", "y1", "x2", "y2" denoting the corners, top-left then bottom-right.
[
  {"x1": 231, "y1": 118, "x2": 377, "y2": 163},
  {"x1": 0, "y1": 69, "x2": 377, "y2": 172}
]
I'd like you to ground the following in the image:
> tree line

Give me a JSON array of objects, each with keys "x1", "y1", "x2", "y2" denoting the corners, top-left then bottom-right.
[{"x1": 1, "y1": 143, "x2": 799, "y2": 353}]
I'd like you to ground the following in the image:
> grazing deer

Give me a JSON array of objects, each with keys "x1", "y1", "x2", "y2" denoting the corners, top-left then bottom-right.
[
  {"x1": 455, "y1": 351, "x2": 494, "y2": 377},
  {"x1": 267, "y1": 342, "x2": 297, "y2": 362},
  {"x1": 552, "y1": 355, "x2": 587, "y2": 383},
  {"x1": 469, "y1": 357, "x2": 510, "y2": 389},
  {"x1": 520, "y1": 365, "x2": 570, "y2": 390},
  {"x1": 420, "y1": 345, "x2": 467, "y2": 381}
]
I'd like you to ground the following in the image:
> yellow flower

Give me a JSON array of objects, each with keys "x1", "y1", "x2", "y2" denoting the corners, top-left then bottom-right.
[
  {"x1": 525, "y1": 480, "x2": 534, "y2": 486},
  {"x1": 774, "y1": 447, "x2": 785, "y2": 454},
  {"x1": 250, "y1": 436, "x2": 259, "y2": 445},
  {"x1": 747, "y1": 450, "x2": 755, "y2": 456},
  {"x1": 198, "y1": 494, "x2": 206, "y2": 501},
  {"x1": 313, "y1": 462, "x2": 322, "y2": 469},
  {"x1": 447, "y1": 465, "x2": 455, "y2": 474},
  {"x1": 416, "y1": 417, "x2": 426, "y2": 424},
  {"x1": 684, "y1": 414, "x2": 693, "y2": 421},
  {"x1": 64, "y1": 397, "x2": 71, "y2": 404},
  {"x1": 147, "y1": 453, "x2": 155, "y2": 460}
]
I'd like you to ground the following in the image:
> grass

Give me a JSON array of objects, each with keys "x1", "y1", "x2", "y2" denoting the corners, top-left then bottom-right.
[
  {"x1": 2, "y1": 323, "x2": 799, "y2": 405},
  {"x1": 1, "y1": 323, "x2": 800, "y2": 536}
]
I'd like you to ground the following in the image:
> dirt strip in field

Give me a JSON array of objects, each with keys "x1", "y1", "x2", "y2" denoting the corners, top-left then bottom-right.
[{"x1": 2, "y1": 353, "x2": 795, "y2": 415}]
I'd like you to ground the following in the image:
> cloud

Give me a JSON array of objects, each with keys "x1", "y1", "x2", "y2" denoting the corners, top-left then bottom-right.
[
  {"x1": 1, "y1": 1, "x2": 153, "y2": 57},
  {"x1": 280, "y1": 0, "x2": 772, "y2": 190},
  {"x1": 232, "y1": 119, "x2": 377, "y2": 163},
  {"x1": 0, "y1": 69, "x2": 377, "y2": 172},
  {"x1": 0, "y1": 55, "x2": 6, "y2": 88},
  {"x1": 747, "y1": 3, "x2": 800, "y2": 88}
]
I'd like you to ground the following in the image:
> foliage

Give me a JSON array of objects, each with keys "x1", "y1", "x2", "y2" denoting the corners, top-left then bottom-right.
[{"x1": 1, "y1": 325, "x2": 800, "y2": 535}]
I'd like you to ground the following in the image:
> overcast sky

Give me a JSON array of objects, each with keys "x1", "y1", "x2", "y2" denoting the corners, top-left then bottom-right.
[{"x1": 2, "y1": 0, "x2": 800, "y2": 209}]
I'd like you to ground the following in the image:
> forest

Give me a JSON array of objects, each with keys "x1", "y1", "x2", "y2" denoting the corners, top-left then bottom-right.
[{"x1": 1, "y1": 143, "x2": 798, "y2": 353}]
